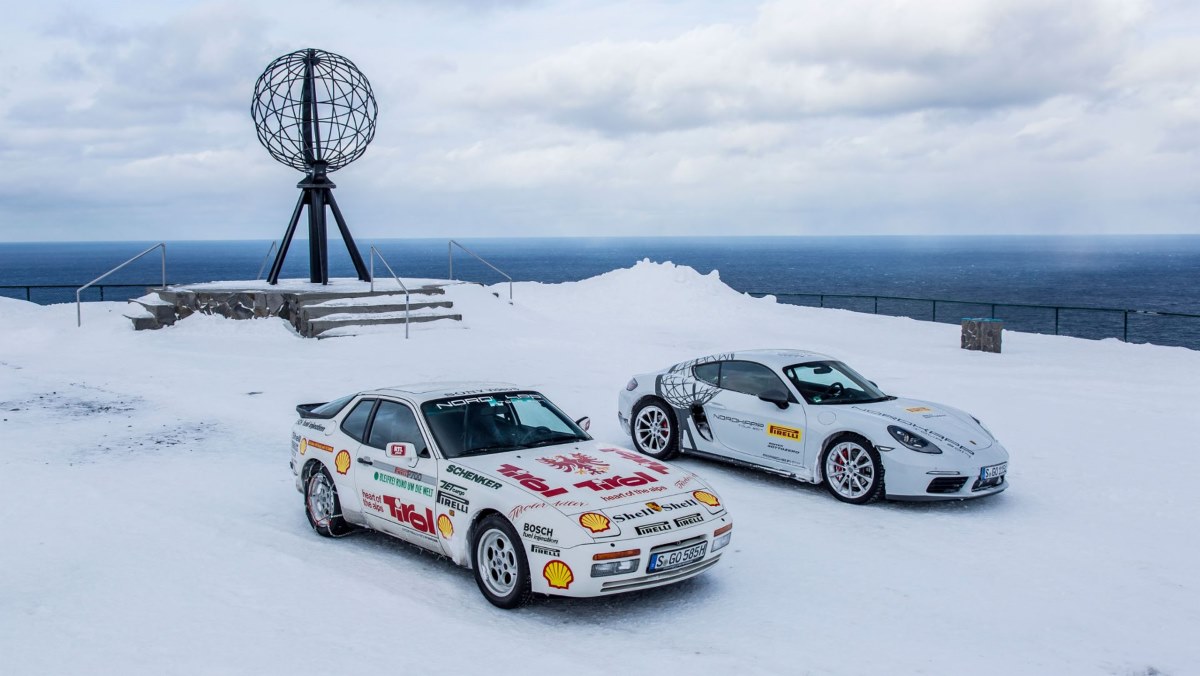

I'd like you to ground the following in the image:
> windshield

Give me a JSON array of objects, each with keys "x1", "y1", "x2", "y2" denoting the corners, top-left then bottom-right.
[
  {"x1": 783, "y1": 361, "x2": 891, "y2": 405},
  {"x1": 421, "y1": 391, "x2": 590, "y2": 459}
]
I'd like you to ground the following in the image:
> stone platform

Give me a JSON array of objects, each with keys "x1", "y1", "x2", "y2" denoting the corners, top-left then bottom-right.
[{"x1": 123, "y1": 278, "x2": 465, "y2": 337}]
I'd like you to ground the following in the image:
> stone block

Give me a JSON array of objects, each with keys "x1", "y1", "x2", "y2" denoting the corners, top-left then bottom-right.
[{"x1": 961, "y1": 318, "x2": 1003, "y2": 353}]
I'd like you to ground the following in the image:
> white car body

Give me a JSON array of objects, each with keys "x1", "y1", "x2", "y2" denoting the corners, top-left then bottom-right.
[
  {"x1": 290, "y1": 382, "x2": 731, "y2": 604},
  {"x1": 618, "y1": 350, "x2": 1009, "y2": 502}
]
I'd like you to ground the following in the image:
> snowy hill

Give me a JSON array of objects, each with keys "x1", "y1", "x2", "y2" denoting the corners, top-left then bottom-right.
[{"x1": 1, "y1": 261, "x2": 1197, "y2": 675}]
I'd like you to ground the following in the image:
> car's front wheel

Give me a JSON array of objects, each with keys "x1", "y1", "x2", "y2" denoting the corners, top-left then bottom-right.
[
  {"x1": 822, "y1": 435, "x2": 885, "y2": 505},
  {"x1": 471, "y1": 515, "x2": 533, "y2": 609},
  {"x1": 631, "y1": 398, "x2": 680, "y2": 460},
  {"x1": 305, "y1": 464, "x2": 353, "y2": 537}
]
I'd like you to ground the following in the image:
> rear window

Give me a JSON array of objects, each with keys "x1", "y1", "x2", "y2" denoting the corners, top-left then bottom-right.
[{"x1": 341, "y1": 399, "x2": 375, "y2": 443}]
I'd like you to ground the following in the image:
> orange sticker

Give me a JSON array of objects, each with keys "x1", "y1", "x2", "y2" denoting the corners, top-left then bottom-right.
[
  {"x1": 334, "y1": 450, "x2": 351, "y2": 475},
  {"x1": 437, "y1": 514, "x2": 453, "y2": 539},
  {"x1": 308, "y1": 440, "x2": 334, "y2": 453},
  {"x1": 693, "y1": 490, "x2": 720, "y2": 507},
  {"x1": 579, "y1": 512, "x2": 611, "y2": 533},
  {"x1": 543, "y1": 560, "x2": 574, "y2": 590}
]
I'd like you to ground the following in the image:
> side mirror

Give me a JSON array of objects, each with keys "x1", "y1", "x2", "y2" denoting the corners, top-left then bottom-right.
[
  {"x1": 387, "y1": 442, "x2": 416, "y2": 459},
  {"x1": 575, "y1": 416, "x2": 591, "y2": 432},
  {"x1": 758, "y1": 389, "x2": 790, "y2": 410}
]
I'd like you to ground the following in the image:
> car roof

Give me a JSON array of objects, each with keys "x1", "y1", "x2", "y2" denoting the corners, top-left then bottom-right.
[
  {"x1": 681, "y1": 349, "x2": 835, "y2": 370},
  {"x1": 366, "y1": 381, "x2": 522, "y2": 402}
]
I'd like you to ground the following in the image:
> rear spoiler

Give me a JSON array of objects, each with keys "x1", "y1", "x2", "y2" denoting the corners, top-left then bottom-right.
[{"x1": 296, "y1": 403, "x2": 327, "y2": 419}]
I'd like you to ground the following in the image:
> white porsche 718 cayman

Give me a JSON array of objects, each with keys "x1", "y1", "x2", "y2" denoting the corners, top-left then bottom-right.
[
  {"x1": 618, "y1": 350, "x2": 1009, "y2": 504},
  {"x1": 291, "y1": 383, "x2": 732, "y2": 608}
]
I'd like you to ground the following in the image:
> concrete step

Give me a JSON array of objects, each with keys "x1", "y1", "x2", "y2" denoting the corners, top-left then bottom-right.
[
  {"x1": 125, "y1": 293, "x2": 178, "y2": 331},
  {"x1": 307, "y1": 310, "x2": 463, "y2": 338}
]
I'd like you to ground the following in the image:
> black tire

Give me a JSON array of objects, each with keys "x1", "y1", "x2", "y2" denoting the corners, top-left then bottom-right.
[
  {"x1": 471, "y1": 514, "x2": 533, "y2": 609},
  {"x1": 305, "y1": 464, "x2": 353, "y2": 537},
  {"x1": 821, "y1": 434, "x2": 885, "y2": 505},
  {"x1": 630, "y1": 398, "x2": 681, "y2": 461}
]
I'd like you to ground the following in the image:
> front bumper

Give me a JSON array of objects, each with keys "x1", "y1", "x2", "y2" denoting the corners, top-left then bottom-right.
[
  {"x1": 526, "y1": 515, "x2": 732, "y2": 597},
  {"x1": 881, "y1": 443, "x2": 1010, "y2": 501}
]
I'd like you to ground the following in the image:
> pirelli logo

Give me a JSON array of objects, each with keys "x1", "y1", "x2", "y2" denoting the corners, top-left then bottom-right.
[{"x1": 767, "y1": 424, "x2": 802, "y2": 442}]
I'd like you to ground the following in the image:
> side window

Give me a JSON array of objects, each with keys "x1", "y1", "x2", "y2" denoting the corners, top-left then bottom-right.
[
  {"x1": 693, "y1": 362, "x2": 720, "y2": 386},
  {"x1": 368, "y1": 400, "x2": 428, "y2": 454},
  {"x1": 341, "y1": 399, "x2": 375, "y2": 443},
  {"x1": 719, "y1": 360, "x2": 789, "y2": 397}
]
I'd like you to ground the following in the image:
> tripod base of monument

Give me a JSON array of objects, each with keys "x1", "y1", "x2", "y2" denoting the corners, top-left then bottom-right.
[{"x1": 265, "y1": 175, "x2": 370, "y2": 285}]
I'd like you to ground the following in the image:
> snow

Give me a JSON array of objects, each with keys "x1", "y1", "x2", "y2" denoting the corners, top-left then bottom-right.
[{"x1": 1, "y1": 260, "x2": 1197, "y2": 675}]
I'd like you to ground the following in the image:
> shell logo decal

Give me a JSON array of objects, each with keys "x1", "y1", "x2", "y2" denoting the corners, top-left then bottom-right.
[
  {"x1": 543, "y1": 560, "x2": 574, "y2": 590},
  {"x1": 693, "y1": 490, "x2": 720, "y2": 507},
  {"x1": 646, "y1": 502, "x2": 662, "y2": 512},
  {"x1": 334, "y1": 450, "x2": 351, "y2": 475},
  {"x1": 299, "y1": 438, "x2": 308, "y2": 455},
  {"x1": 579, "y1": 512, "x2": 611, "y2": 533},
  {"x1": 437, "y1": 514, "x2": 454, "y2": 539},
  {"x1": 906, "y1": 406, "x2": 933, "y2": 413}
]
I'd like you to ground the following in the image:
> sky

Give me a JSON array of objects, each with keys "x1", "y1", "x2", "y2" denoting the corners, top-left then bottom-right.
[{"x1": 1, "y1": 0, "x2": 1198, "y2": 241}]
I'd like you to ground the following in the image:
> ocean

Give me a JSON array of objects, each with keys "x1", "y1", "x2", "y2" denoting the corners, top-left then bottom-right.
[{"x1": 2, "y1": 236, "x2": 1199, "y2": 348}]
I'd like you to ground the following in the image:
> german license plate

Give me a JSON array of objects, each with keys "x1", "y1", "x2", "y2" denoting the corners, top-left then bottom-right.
[
  {"x1": 648, "y1": 542, "x2": 707, "y2": 572},
  {"x1": 981, "y1": 462, "x2": 1007, "y2": 481}
]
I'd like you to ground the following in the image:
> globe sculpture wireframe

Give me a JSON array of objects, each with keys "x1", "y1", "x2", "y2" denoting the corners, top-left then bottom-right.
[{"x1": 252, "y1": 48, "x2": 377, "y2": 285}]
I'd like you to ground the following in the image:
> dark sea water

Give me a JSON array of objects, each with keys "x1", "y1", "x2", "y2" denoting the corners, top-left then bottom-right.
[{"x1": 2, "y1": 236, "x2": 1199, "y2": 348}]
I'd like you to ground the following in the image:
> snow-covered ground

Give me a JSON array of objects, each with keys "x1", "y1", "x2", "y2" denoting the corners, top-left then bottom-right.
[{"x1": 1, "y1": 261, "x2": 1197, "y2": 676}]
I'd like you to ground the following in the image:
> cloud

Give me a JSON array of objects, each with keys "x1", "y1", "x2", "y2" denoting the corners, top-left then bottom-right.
[{"x1": 475, "y1": 0, "x2": 1148, "y2": 134}]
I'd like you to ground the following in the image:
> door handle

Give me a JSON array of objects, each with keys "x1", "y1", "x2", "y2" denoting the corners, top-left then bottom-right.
[{"x1": 356, "y1": 457, "x2": 374, "y2": 466}]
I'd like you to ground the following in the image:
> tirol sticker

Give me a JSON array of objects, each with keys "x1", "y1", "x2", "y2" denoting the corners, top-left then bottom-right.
[
  {"x1": 334, "y1": 450, "x2": 351, "y2": 475},
  {"x1": 537, "y1": 453, "x2": 610, "y2": 476}
]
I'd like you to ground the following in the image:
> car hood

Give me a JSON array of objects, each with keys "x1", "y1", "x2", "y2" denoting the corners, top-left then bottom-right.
[
  {"x1": 448, "y1": 440, "x2": 720, "y2": 516},
  {"x1": 848, "y1": 397, "x2": 994, "y2": 453}
]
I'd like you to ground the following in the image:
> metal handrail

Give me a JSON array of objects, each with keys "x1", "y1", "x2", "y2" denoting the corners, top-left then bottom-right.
[
  {"x1": 369, "y1": 246, "x2": 410, "y2": 339},
  {"x1": 448, "y1": 239, "x2": 513, "y2": 304},
  {"x1": 746, "y1": 290, "x2": 1200, "y2": 342},
  {"x1": 256, "y1": 240, "x2": 278, "y2": 280},
  {"x1": 76, "y1": 243, "x2": 167, "y2": 327}
]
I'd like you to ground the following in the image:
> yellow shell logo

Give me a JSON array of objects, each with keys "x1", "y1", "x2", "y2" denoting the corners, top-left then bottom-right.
[
  {"x1": 646, "y1": 502, "x2": 662, "y2": 512},
  {"x1": 693, "y1": 490, "x2": 720, "y2": 507},
  {"x1": 543, "y1": 560, "x2": 574, "y2": 590},
  {"x1": 579, "y1": 512, "x2": 611, "y2": 533},
  {"x1": 437, "y1": 514, "x2": 453, "y2": 539},
  {"x1": 334, "y1": 450, "x2": 351, "y2": 475},
  {"x1": 299, "y1": 438, "x2": 308, "y2": 455}
]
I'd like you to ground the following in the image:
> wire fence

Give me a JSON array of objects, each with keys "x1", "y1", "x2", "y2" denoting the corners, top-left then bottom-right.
[
  {"x1": 747, "y1": 292, "x2": 1200, "y2": 350},
  {"x1": 0, "y1": 284, "x2": 159, "y2": 304}
]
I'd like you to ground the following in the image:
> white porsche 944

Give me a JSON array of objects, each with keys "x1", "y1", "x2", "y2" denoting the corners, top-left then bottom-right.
[
  {"x1": 291, "y1": 383, "x2": 732, "y2": 608},
  {"x1": 618, "y1": 350, "x2": 1009, "y2": 504}
]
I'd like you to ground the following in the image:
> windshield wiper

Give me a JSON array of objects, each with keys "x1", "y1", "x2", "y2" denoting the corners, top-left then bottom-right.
[
  {"x1": 458, "y1": 444, "x2": 521, "y2": 456},
  {"x1": 523, "y1": 435, "x2": 584, "y2": 449}
]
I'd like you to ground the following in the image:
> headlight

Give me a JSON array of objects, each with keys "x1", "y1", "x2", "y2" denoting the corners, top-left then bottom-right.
[
  {"x1": 712, "y1": 523, "x2": 733, "y2": 552},
  {"x1": 591, "y1": 559, "x2": 640, "y2": 577},
  {"x1": 625, "y1": 377, "x2": 638, "y2": 391},
  {"x1": 887, "y1": 425, "x2": 942, "y2": 454}
]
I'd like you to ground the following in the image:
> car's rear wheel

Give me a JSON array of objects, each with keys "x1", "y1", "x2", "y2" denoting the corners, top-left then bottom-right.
[
  {"x1": 631, "y1": 399, "x2": 680, "y2": 460},
  {"x1": 471, "y1": 515, "x2": 532, "y2": 609},
  {"x1": 305, "y1": 464, "x2": 353, "y2": 537},
  {"x1": 822, "y1": 435, "x2": 885, "y2": 505}
]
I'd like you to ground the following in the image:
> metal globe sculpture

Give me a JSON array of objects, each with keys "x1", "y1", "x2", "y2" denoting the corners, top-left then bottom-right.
[{"x1": 252, "y1": 48, "x2": 376, "y2": 285}]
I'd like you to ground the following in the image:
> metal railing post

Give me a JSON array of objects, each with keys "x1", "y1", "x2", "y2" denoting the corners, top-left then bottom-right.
[
  {"x1": 370, "y1": 246, "x2": 410, "y2": 339},
  {"x1": 76, "y1": 243, "x2": 167, "y2": 327},
  {"x1": 873, "y1": 296, "x2": 878, "y2": 314},
  {"x1": 447, "y1": 240, "x2": 513, "y2": 304},
  {"x1": 1055, "y1": 308, "x2": 1060, "y2": 335},
  {"x1": 256, "y1": 241, "x2": 278, "y2": 281},
  {"x1": 1123, "y1": 311, "x2": 1129, "y2": 342},
  {"x1": 932, "y1": 300, "x2": 937, "y2": 322}
]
